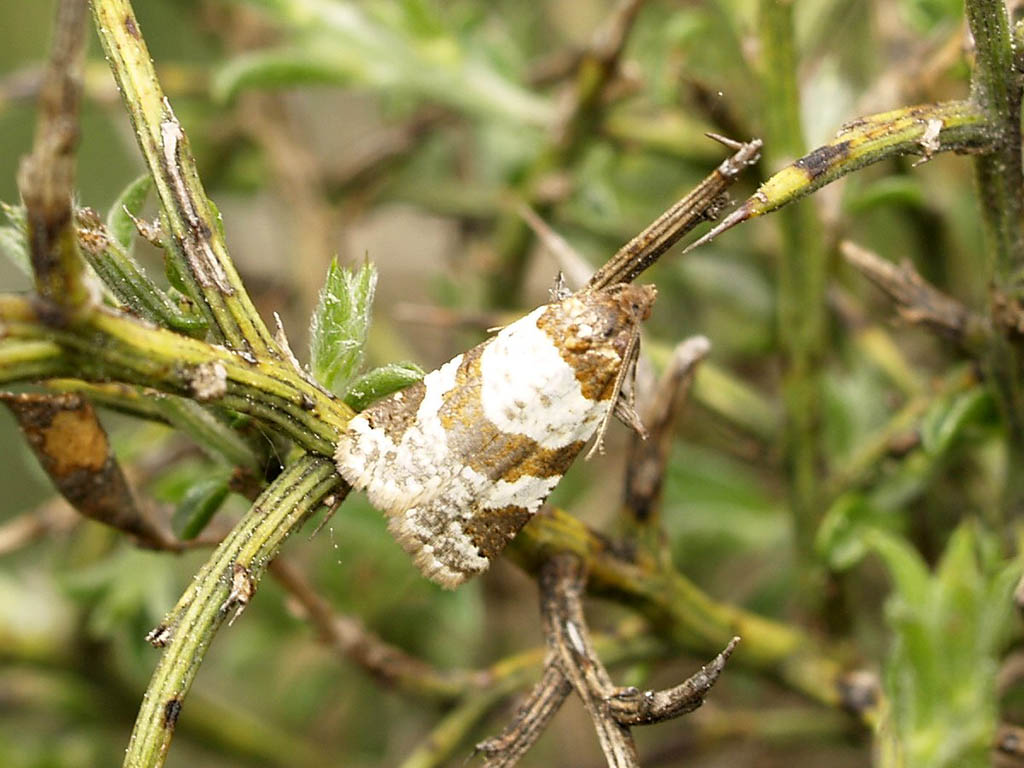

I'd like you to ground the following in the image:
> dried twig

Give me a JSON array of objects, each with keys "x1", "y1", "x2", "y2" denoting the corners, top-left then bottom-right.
[
  {"x1": 17, "y1": 0, "x2": 91, "y2": 312},
  {"x1": 481, "y1": 554, "x2": 735, "y2": 768},
  {"x1": 0, "y1": 392, "x2": 173, "y2": 548},
  {"x1": 268, "y1": 558, "x2": 486, "y2": 702},
  {"x1": 623, "y1": 336, "x2": 711, "y2": 543},
  {"x1": 542, "y1": 554, "x2": 640, "y2": 767},
  {"x1": 604, "y1": 638, "x2": 739, "y2": 726},
  {"x1": 587, "y1": 136, "x2": 761, "y2": 289},
  {"x1": 840, "y1": 240, "x2": 989, "y2": 350},
  {"x1": 475, "y1": 658, "x2": 573, "y2": 768},
  {"x1": 520, "y1": 132, "x2": 761, "y2": 292}
]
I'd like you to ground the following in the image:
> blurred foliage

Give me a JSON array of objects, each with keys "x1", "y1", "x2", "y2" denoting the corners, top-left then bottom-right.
[{"x1": 1, "y1": 0, "x2": 1023, "y2": 767}]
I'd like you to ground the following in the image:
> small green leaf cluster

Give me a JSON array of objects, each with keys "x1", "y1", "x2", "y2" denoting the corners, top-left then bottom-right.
[{"x1": 308, "y1": 257, "x2": 423, "y2": 408}]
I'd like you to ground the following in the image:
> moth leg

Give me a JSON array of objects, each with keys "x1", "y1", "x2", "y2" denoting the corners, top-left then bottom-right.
[
  {"x1": 614, "y1": 397, "x2": 647, "y2": 439},
  {"x1": 585, "y1": 324, "x2": 643, "y2": 459},
  {"x1": 613, "y1": 331, "x2": 647, "y2": 437}
]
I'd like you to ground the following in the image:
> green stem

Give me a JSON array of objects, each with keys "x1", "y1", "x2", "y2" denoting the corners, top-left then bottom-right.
[
  {"x1": 123, "y1": 454, "x2": 341, "y2": 768},
  {"x1": 966, "y1": 0, "x2": 1024, "y2": 277},
  {"x1": 759, "y1": 0, "x2": 827, "y2": 560},
  {"x1": 965, "y1": 0, "x2": 1024, "y2": 517},
  {"x1": 76, "y1": 209, "x2": 206, "y2": 336},
  {"x1": 0, "y1": 339, "x2": 69, "y2": 382},
  {"x1": 0, "y1": 296, "x2": 352, "y2": 454},
  {"x1": 512, "y1": 508, "x2": 869, "y2": 719},
  {"x1": 745, "y1": 101, "x2": 992, "y2": 219},
  {"x1": 90, "y1": 0, "x2": 277, "y2": 356}
]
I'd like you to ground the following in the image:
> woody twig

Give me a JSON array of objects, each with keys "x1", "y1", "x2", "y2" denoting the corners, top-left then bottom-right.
[
  {"x1": 622, "y1": 335, "x2": 711, "y2": 558},
  {"x1": 480, "y1": 554, "x2": 735, "y2": 768},
  {"x1": 17, "y1": 0, "x2": 90, "y2": 313},
  {"x1": 518, "y1": 135, "x2": 762, "y2": 293},
  {"x1": 475, "y1": 658, "x2": 573, "y2": 767},
  {"x1": 540, "y1": 554, "x2": 640, "y2": 767},
  {"x1": 268, "y1": 557, "x2": 488, "y2": 702},
  {"x1": 840, "y1": 240, "x2": 990, "y2": 351},
  {"x1": 588, "y1": 136, "x2": 761, "y2": 290}
]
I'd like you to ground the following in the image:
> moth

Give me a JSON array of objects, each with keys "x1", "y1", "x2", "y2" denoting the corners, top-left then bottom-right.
[{"x1": 334, "y1": 282, "x2": 657, "y2": 588}]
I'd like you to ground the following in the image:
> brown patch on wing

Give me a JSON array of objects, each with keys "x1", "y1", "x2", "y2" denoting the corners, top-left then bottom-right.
[
  {"x1": 500, "y1": 439, "x2": 585, "y2": 482},
  {"x1": 535, "y1": 286, "x2": 654, "y2": 402},
  {"x1": 436, "y1": 343, "x2": 587, "y2": 482},
  {"x1": 438, "y1": 344, "x2": 486, "y2": 433},
  {"x1": 463, "y1": 504, "x2": 533, "y2": 558},
  {"x1": 535, "y1": 297, "x2": 618, "y2": 401},
  {"x1": 361, "y1": 379, "x2": 426, "y2": 440}
]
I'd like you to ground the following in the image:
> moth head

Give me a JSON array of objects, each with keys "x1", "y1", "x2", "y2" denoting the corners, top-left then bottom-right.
[{"x1": 557, "y1": 283, "x2": 657, "y2": 357}]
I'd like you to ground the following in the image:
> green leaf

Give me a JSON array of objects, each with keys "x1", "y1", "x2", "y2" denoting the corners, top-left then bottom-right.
[
  {"x1": 172, "y1": 474, "x2": 231, "y2": 540},
  {"x1": 343, "y1": 361, "x2": 424, "y2": 411},
  {"x1": 0, "y1": 200, "x2": 26, "y2": 229},
  {"x1": 919, "y1": 387, "x2": 993, "y2": 456},
  {"x1": 105, "y1": 175, "x2": 152, "y2": 253},
  {"x1": 864, "y1": 528, "x2": 931, "y2": 609},
  {"x1": 844, "y1": 175, "x2": 927, "y2": 214},
  {"x1": 816, "y1": 493, "x2": 885, "y2": 570},
  {"x1": 214, "y1": 1, "x2": 554, "y2": 127},
  {"x1": 871, "y1": 523, "x2": 1021, "y2": 768},
  {"x1": 309, "y1": 258, "x2": 378, "y2": 394},
  {"x1": 0, "y1": 225, "x2": 30, "y2": 276},
  {"x1": 214, "y1": 48, "x2": 357, "y2": 102}
]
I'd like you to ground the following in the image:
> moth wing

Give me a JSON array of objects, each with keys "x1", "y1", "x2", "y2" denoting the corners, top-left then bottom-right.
[
  {"x1": 335, "y1": 354, "x2": 466, "y2": 514},
  {"x1": 384, "y1": 433, "x2": 591, "y2": 588},
  {"x1": 336, "y1": 298, "x2": 622, "y2": 588}
]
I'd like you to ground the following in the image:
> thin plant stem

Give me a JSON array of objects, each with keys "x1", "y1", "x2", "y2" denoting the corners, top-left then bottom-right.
[
  {"x1": 758, "y1": 0, "x2": 828, "y2": 561},
  {"x1": 122, "y1": 454, "x2": 341, "y2": 768}
]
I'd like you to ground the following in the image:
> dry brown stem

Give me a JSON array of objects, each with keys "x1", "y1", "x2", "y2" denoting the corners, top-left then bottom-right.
[
  {"x1": 840, "y1": 240, "x2": 990, "y2": 351},
  {"x1": 478, "y1": 554, "x2": 736, "y2": 768}
]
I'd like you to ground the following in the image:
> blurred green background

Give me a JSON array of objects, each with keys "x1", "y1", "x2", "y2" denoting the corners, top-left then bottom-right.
[{"x1": 2, "y1": 1, "x2": 1021, "y2": 767}]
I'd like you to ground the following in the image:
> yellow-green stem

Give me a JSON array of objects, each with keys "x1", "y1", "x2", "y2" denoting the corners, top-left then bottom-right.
[
  {"x1": 965, "y1": 0, "x2": 1024, "y2": 518},
  {"x1": 759, "y1": 0, "x2": 827, "y2": 560},
  {"x1": 123, "y1": 455, "x2": 341, "y2": 768},
  {"x1": 90, "y1": 0, "x2": 277, "y2": 355}
]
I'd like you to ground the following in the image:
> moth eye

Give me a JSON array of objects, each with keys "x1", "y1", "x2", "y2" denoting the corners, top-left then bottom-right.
[{"x1": 603, "y1": 327, "x2": 615, "y2": 339}]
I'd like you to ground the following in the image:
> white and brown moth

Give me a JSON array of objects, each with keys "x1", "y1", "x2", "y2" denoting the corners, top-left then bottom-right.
[{"x1": 334, "y1": 283, "x2": 657, "y2": 588}]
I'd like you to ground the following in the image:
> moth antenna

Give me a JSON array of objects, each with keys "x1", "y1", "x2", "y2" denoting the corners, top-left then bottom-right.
[
  {"x1": 585, "y1": 324, "x2": 642, "y2": 460},
  {"x1": 549, "y1": 271, "x2": 570, "y2": 301}
]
